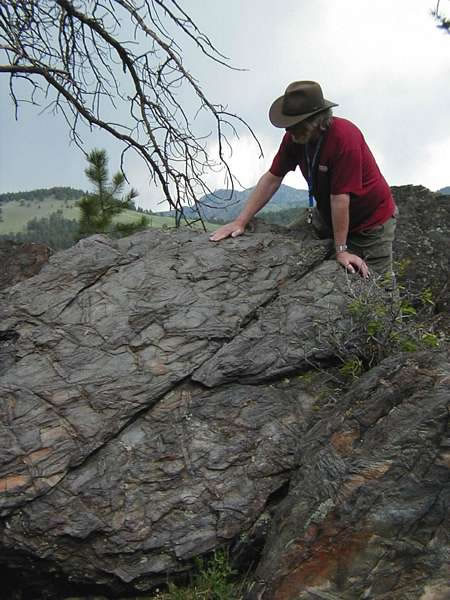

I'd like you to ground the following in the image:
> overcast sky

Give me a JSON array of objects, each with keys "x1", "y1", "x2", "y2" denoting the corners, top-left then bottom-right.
[{"x1": 1, "y1": 0, "x2": 449, "y2": 210}]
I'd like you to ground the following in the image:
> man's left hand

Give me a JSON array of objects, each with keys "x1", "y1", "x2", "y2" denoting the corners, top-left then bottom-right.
[{"x1": 336, "y1": 251, "x2": 369, "y2": 278}]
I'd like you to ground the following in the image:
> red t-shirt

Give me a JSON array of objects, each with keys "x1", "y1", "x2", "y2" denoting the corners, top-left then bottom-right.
[{"x1": 269, "y1": 117, "x2": 396, "y2": 232}]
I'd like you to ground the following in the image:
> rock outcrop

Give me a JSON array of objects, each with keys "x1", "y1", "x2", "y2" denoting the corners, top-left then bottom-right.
[
  {"x1": 245, "y1": 350, "x2": 449, "y2": 600},
  {"x1": 392, "y1": 185, "x2": 449, "y2": 313},
  {"x1": 0, "y1": 229, "x2": 334, "y2": 595},
  {"x1": 0, "y1": 240, "x2": 50, "y2": 291},
  {"x1": 0, "y1": 187, "x2": 448, "y2": 599}
]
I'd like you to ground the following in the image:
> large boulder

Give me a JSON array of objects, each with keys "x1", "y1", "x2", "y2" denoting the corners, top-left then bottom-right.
[{"x1": 0, "y1": 228, "x2": 335, "y2": 594}]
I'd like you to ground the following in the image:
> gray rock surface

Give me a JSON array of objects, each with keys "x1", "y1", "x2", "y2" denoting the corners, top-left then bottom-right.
[
  {"x1": 245, "y1": 350, "x2": 450, "y2": 600},
  {"x1": 193, "y1": 259, "x2": 349, "y2": 386},
  {"x1": 2, "y1": 381, "x2": 311, "y2": 590},
  {"x1": 0, "y1": 225, "x2": 448, "y2": 599},
  {"x1": 392, "y1": 185, "x2": 450, "y2": 314},
  {"x1": 0, "y1": 228, "x2": 334, "y2": 592}
]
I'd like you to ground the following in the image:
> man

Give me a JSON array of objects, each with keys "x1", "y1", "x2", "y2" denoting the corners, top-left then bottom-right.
[{"x1": 210, "y1": 81, "x2": 397, "y2": 277}]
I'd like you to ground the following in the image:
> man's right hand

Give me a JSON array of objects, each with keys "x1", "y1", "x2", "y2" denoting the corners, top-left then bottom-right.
[
  {"x1": 209, "y1": 221, "x2": 245, "y2": 242},
  {"x1": 208, "y1": 171, "x2": 282, "y2": 242}
]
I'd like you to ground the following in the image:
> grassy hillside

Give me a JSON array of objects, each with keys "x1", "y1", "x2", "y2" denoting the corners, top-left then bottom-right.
[{"x1": 0, "y1": 196, "x2": 217, "y2": 235}]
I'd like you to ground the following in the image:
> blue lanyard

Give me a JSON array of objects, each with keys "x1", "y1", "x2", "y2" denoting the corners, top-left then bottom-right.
[{"x1": 305, "y1": 134, "x2": 323, "y2": 209}]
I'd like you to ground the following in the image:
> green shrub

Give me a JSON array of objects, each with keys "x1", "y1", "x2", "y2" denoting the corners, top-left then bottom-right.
[
  {"x1": 317, "y1": 274, "x2": 445, "y2": 381},
  {"x1": 339, "y1": 357, "x2": 364, "y2": 381},
  {"x1": 153, "y1": 549, "x2": 240, "y2": 600}
]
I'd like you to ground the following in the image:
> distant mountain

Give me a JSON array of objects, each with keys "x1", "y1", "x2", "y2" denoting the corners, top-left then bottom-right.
[
  {"x1": 155, "y1": 184, "x2": 309, "y2": 222},
  {"x1": 437, "y1": 186, "x2": 450, "y2": 195}
]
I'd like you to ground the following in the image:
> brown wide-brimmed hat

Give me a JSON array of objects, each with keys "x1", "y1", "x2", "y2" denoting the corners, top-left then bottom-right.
[{"x1": 269, "y1": 81, "x2": 338, "y2": 128}]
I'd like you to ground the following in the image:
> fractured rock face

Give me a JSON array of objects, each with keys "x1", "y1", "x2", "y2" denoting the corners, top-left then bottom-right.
[
  {"x1": 1, "y1": 223, "x2": 448, "y2": 599},
  {"x1": 1, "y1": 381, "x2": 313, "y2": 589},
  {"x1": 0, "y1": 228, "x2": 333, "y2": 592},
  {"x1": 0, "y1": 231, "x2": 331, "y2": 515},
  {"x1": 245, "y1": 350, "x2": 450, "y2": 600},
  {"x1": 392, "y1": 185, "x2": 450, "y2": 313},
  {"x1": 193, "y1": 259, "x2": 349, "y2": 386}
]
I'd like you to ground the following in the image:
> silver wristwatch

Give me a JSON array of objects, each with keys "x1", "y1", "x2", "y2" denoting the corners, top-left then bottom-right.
[{"x1": 335, "y1": 244, "x2": 348, "y2": 253}]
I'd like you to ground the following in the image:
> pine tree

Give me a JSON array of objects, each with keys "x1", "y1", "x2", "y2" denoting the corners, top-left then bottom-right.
[{"x1": 78, "y1": 149, "x2": 148, "y2": 238}]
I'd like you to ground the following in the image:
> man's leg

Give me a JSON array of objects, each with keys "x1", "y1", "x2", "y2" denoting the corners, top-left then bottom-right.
[
  {"x1": 348, "y1": 216, "x2": 397, "y2": 275},
  {"x1": 288, "y1": 209, "x2": 397, "y2": 274}
]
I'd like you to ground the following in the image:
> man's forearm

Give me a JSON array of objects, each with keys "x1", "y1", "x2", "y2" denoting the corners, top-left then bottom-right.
[
  {"x1": 235, "y1": 171, "x2": 283, "y2": 226},
  {"x1": 330, "y1": 193, "x2": 368, "y2": 277},
  {"x1": 330, "y1": 193, "x2": 350, "y2": 247}
]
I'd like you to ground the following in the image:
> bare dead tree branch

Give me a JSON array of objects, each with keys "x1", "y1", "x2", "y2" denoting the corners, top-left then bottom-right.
[
  {"x1": 432, "y1": 0, "x2": 450, "y2": 33},
  {"x1": 0, "y1": 0, "x2": 262, "y2": 228}
]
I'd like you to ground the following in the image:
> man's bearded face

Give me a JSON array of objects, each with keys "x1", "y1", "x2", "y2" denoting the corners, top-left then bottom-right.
[{"x1": 286, "y1": 118, "x2": 320, "y2": 144}]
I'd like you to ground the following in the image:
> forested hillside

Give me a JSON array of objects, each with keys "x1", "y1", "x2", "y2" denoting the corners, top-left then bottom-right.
[
  {"x1": 0, "y1": 187, "x2": 214, "y2": 250},
  {"x1": 0, "y1": 187, "x2": 85, "y2": 205},
  {"x1": 1, "y1": 210, "x2": 80, "y2": 250}
]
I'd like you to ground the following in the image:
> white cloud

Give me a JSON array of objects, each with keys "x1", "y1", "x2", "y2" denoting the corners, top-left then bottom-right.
[
  {"x1": 203, "y1": 134, "x2": 274, "y2": 190},
  {"x1": 1, "y1": 0, "x2": 449, "y2": 200},
  {"x1": 414, "y1": 135, "x2": 450, "y2": 191},
  {"x1": 202, "y1": 132, "x2": 311, "y2": 194}
]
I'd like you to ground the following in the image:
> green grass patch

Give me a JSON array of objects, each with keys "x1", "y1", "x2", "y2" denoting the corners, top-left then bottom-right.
[
  {"x1": 1, "y1": 198, "x2": 79, "y2": 234},
  {"x1": 0, "y1": 198, "x2": 218, "y2": 235},
  {"x1": 153, "y1": 549, "x2": 242, "y2": 600}
]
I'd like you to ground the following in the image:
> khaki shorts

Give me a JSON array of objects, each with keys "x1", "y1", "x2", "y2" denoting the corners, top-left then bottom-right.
[
  {"x1": 289, "y1": 208, "x2": 397, "y2": 275},
  {"x1": 347, "y1": 218, "x2": 397, "y2": 274}
]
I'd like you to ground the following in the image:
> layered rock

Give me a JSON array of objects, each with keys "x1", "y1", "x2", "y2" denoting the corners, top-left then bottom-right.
[
  {"x1": 0, "y1": 214, "x2": 448, "y2": 599},
  {"x1": 2, "y1": 380, "x2": 312, "y2": 591},
  {"x1": 392, "y1": 185, "x2": 449, "y2": 313},
  {"x1": 245, "y1": 350, "x2": 450, "y2": 600},
  {"x1": 0, "y1": 229, "x2": 333, "y2": 593}
]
